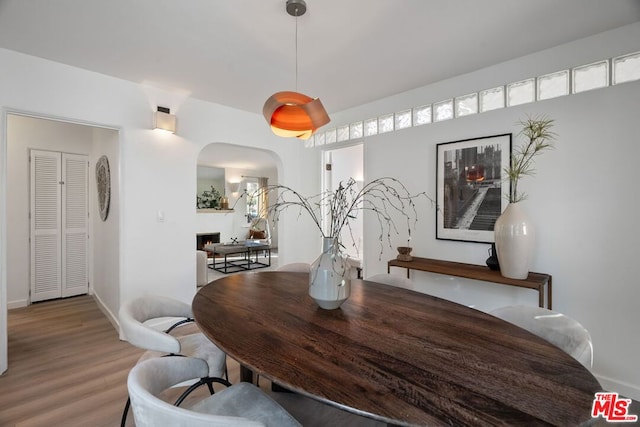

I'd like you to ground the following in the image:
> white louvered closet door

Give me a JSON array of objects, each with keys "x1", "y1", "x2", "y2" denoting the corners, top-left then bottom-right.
[
  {"x1": 61, "y1": 153, "x2": 89, "y2": 298},
  {"x1": 30, "y1": 150, "x2": 88, "y2": 302},
  {"x1": 30, "y1": 150, "x2": 62, "y2": 302}
]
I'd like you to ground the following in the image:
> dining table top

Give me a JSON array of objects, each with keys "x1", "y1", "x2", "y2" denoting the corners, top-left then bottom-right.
[{"x1": 192, "y1": 271, "x2": 602, "y2": 426}]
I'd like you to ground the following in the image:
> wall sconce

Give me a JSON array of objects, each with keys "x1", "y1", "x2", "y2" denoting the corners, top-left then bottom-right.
[
  {"x1": 154, "y1": 106, "x2": 176, "y2": 133},
  {"x1": 229, "y1": 182, "x2": 241, "y2": 194}
]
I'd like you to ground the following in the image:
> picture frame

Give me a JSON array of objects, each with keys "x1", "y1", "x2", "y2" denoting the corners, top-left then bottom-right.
[{"x1": 436, "y1": 133, "x2": 511, "y2": 243}]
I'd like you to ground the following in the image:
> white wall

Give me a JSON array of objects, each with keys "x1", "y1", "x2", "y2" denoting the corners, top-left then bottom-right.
[
  {"x1": 196, "y1": 212, "x2": 234, "y2": 243},
  {"x1": 330, "y1": 23, "x2": 640, "y2": 399},
  {"x1": 0, "y1": 47, "x2": 322, "y2": 373},
  {"x1": 90, "y1": 126, "x2": 120, "y2": 326}
]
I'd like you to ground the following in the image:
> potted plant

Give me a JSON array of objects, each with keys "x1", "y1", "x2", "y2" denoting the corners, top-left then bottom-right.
[
  {"x1": 196, "y1": 186, "x2": 221, "y2": 209},
  {"x1": 239, "y1": 177, "x2": 433, "y2": 309},
  {"x1": 494, "y1": 115, "x2": 556, "y2": 279}
]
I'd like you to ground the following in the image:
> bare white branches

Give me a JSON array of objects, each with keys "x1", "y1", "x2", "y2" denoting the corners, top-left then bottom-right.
[{"x1": 237, "y1": 177, "x2": 435, "y2": 259}]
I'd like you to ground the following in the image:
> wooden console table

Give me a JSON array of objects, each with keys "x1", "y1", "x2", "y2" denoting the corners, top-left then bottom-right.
[{"x1": 388, "y1": 257, "x2": 552, "y2": 309}]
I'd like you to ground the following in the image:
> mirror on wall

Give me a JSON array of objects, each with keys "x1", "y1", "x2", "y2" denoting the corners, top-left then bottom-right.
[{"x1": 197, "y1": 165, "x2": 226, "y2": 209}]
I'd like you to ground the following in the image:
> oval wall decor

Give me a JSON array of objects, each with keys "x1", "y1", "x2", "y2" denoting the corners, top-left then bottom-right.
[{"x1": 95, "y1": 155, "x2": 111, "y2": 221}]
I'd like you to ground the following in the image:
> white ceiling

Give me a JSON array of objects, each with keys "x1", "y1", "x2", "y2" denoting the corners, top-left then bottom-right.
[
  {"x1": 2, "y1": 1, "x2": 639, "y2": 171},
  {"x1": 1, "y1": 0, "x2": 639, "y2": 116}
]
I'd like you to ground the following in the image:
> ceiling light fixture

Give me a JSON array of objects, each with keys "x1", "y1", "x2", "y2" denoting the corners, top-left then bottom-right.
[{"x1": 263, "y1": 0, "x2": 330, "y2": 140}]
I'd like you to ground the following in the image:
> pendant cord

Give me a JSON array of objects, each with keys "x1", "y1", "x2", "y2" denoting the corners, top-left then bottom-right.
[{"x1": 295, "y1": 7, "x2": 299, "y2": 91}]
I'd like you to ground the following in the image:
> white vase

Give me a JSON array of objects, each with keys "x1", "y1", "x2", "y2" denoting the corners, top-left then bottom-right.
[
  {"x1": 494, "y1": 203, "x2": 535, "y2": 280},
  {"x1": 309, "y1": 237, "x2": 351, "y2": 309}
]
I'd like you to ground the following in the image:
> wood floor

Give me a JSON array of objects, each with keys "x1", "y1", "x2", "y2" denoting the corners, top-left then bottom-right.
[
  {"x1": 1, "y1": 295, "x2": 140, "y2": 426},
  {"x1": 0, "y1": 295, "x2": 382, "y2": 427},
  {"x1": 3, "y1": 294, "x2": 638, "y2": 426}
]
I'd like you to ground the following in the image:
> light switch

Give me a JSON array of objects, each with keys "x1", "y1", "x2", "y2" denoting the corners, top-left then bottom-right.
[{"x1": 157, "y1": 210, "x2": 165, "y2": 222}]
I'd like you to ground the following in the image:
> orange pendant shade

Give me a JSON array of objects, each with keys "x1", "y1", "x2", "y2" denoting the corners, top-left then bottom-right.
[{"x1": 263, "y1": 91, "x2": 330, "y2": 140}]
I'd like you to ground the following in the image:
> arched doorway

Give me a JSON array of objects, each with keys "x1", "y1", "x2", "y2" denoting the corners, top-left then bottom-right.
[{"x1": 196, "y1": 143, "x2": 281, "y2": 278}]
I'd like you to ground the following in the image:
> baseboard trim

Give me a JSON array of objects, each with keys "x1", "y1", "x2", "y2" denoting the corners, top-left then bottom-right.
[
  {"x1": 7, "y1": 299, "x2": 28, "y2": 310},
  {"x1": 596, "y1": 374, "x2": 640, "y2": 401},
  {"x1": 91, "y1": 292, "x2": 119, "y2": 333}
]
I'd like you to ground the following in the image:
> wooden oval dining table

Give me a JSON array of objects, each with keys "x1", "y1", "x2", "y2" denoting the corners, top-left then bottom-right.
[{"x1": 192, "y1": 271, "x2": 602, "y2": 426}]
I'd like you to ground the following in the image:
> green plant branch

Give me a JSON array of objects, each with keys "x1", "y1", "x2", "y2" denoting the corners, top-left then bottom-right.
[{"x1": 506, "y1": 115, "x2": 556, "y2": 203}]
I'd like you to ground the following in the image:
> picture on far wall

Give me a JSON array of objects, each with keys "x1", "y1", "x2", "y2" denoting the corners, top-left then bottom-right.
[
  {"x1": 436, "y1": 133, "x2": 511, "y2": 243},
  {"x1": 95, "y1": 155, "x2": 111, "y2": 222}
]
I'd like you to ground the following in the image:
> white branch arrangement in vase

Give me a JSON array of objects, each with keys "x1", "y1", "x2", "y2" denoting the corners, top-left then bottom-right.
[{"x1": 237, "y1": 177, "x2": 435, "y2": 257}]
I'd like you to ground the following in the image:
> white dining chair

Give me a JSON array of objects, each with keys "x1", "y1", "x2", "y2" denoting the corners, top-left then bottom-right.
[
  {"x1": 490, "y1": 305, "x2": 593, "y2": 369},
  {"x1": 128, "y1": 356, "x2": 302, "y2": 427},
  {"x1": 276, "y1": 262, "x2": 311, "y2": 273},
  {"x1": 196, "y1": 250, "x2": 208, "y2": 287},
  {"x1": 367, "y1": 273, "x2": 413, "y2": 289},
  {"x1": 119, "y1": 295, "x2": 229, "y2": 426}
]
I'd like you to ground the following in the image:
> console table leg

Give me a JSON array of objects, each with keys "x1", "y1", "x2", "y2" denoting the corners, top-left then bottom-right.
[
  {"x1": 548, "y1": 277, "x2": 552, "y2": 310},
  {"x1": 539, "y1": 287, "x2": 544, "y2": 308},
  {"x1": 240, "y1": 365, "x2": 254, "y2": 383}
]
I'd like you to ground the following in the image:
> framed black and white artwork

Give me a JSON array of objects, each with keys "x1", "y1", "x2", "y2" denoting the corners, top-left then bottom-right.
[{"x1": 436, "y1": 133, "x2": 511, "y2": 243}]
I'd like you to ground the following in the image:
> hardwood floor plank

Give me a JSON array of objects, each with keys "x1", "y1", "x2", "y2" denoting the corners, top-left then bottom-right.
[
  {"x1": 0, "y1": 295, "x2": 140, "y2": 427},
  {"x1": 0, "y1": 294, "x2": 384, "y2": 426}
]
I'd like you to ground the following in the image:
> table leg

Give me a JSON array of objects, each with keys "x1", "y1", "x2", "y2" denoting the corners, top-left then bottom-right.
[
  {"x1": 539, "y1": 286, "x2": 544, "y2": 308},
  {"x1": 548, "y1": 277, "x2": 553, "y2": 310},
  {"x1": 240, "y1": 365, "x2": 254, "y2": 383}
]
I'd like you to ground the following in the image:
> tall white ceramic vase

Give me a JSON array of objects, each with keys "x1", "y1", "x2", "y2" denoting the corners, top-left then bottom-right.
[
  {"x1": 309, "y1": 237, "x2": 351, "y2": 309},
  {"x1": 494, "y1": 203, "x2": 535, "y2": 280}
]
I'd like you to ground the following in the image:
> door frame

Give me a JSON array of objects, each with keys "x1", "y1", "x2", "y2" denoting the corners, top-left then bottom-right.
[{"x1": 1, "y1": 108, "x2": 121, "y2": 375}]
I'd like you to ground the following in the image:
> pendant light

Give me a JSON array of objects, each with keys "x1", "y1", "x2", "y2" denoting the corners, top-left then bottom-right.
[{"x1": 263, "y1": 0, "x2": 330, "y2": 140}]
